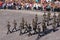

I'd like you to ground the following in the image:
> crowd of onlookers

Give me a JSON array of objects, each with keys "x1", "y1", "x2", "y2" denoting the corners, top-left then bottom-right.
[{"x1": 0, "y1": 0, "x2": 60, "y2": 12}]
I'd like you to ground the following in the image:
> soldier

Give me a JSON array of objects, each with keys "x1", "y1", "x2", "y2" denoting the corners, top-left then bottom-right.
[
  {"x1": 19, "y1": 23, "x2": 23, "y2": 35},
  {"x1": 47, "y1": 12, "x2": 51, "y2": 26},
  {"x1": 32, "y1": 19, "x2": 37, "y2": 33},
  {"x1": 57, "y1": 12, "x2": 60, "y2": 27},
  {"x1": 24, "y1": 21, "x2": 28, "y2": 32},
  {"x1": 52, "y1": 13, "x2": 57, "y2": 32},
  {"x1": 37, "y1": 25, "x2": 41, "y2": 37},
  {"x1": 47, "y1": 12, "x2": 51, "y2": 20},
  {"x1": 7, "y1": 21, "x2": 11, "y2": 34},
  {"x1": 42, "y1": 20, "x2": 47, "y2": 33},
  {"x1": 28, "y1": 24, "x2": 32, "y2": 36},
  {"x1": 12, "y1": 20, "x2": 17, "y2": 32},
  {"x1": 21, "y1": 17, "x2": 25, "y2": 29},
  {"x1": 34, "y1": 14, "x2": 38, "y2": 30},
  {"x1": 43, "y1": 12, "x2": 47, "y2": 21},
  {"x1": 35, "y1": 14, "x2": 38, "y2": 23}
]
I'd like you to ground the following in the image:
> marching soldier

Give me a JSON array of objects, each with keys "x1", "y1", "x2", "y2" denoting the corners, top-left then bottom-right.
[
  {"x1": 52, "y1": 13, "x2": 57, "y2": 32},
  {"x1": 42, "y1": 20, "x2": 47, "y2": 33},
  {"x1": 32, "y1": 19, "x2": 37, "y2": 33},
  {"x1": 24, "y1": 21, "x2": 29, "y2": 32},
  {"x1": 19, "y1": 23, "x2": 23, "y2": 35},
  {"x1": 12, "y1": 20, "x2": 17, "y2": 32},
  {"x1": 43, "y1": 12, "x2": 47, "y2": 21},
  {"x1": 21, "y1": 17, "x2": 25, "y2": 29},
  {"x1": 47, "y1": 12, "x2": 51, "y2": 26},
  {"x1": 37, "y1": 25, "x2": 41, "y2": 37},
  {"x1": 57, "y1": 12, "x2": 60, "y2": 27},
  {"x1": 34, "y1": 14, "x2": 38, "y2": 29},
  {"x1": 28, "y1": 24, "x2": 32, "y2": 36},
  {"x1": 7, "y1": 21, "x2": 11, "y2": 34},
  {"x1": 47, "y1": 12, "x2": 51, "y2": 20}
]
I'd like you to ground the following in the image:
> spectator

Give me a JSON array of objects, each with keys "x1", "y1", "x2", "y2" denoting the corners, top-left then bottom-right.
[
  {"x1": 46, "y1": 2, "x2": 51, "y2": 11},
  {"x1": 6, "y1": 2, "x2": 13, "y2": 9},
  {"x1": 0, "y1": 1, "x2": 3, "y2": 9},
  {"x1": 24, "y1": 2, "x2": 30, "y2": 10},
  {"x1": 2, "y1": 2, "x2": 6, "y2": 9}
]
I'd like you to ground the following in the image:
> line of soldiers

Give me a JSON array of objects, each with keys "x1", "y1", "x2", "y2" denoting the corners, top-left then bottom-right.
[
  {"x1": 7, "y1": 12, "x2": 60, "y2": 37},
  {"x1": 43, "y1": 12, "x2": 60, "y2": 32}
]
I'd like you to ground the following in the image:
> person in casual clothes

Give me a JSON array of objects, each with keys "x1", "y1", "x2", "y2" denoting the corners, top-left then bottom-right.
[{"x1": 0, "y1": 1, "x2": 3, "y2": 9}]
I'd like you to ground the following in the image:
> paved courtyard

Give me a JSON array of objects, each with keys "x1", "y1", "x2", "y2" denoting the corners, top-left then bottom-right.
[{"x1": 0, "y1": 9, "x2": 60, "y2": 40}]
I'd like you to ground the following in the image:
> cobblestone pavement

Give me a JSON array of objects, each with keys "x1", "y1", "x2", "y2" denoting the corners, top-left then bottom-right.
[{"x1": 0, "y1": 9, "x2": 60, "y2": 40}]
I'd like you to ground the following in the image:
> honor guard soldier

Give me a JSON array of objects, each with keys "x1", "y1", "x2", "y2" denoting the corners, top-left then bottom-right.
[
  {"x1": 21, "y1": 17, "x2": 25, "y2": 29},
  {"x1": 32, "y1": 19, "x2": 37, "y2": 33},
  {"x1": 34, "y1": 14, "x2": 38, "y2": 29},
  {"x1": 52, "y1": 13, "x2": 57, "y2": 32},
  {"x1": 47, "y1": 12, "x2": 51, "y2": 20},
  {"x1": 12, "y1": 20, "x2": 17, "y2": 32},
  {"x1": 24, "y1": 21, "x2": 29, "y2": 32},
  {"x1": 47, "y1": 12, "x2": 51, "y2": 26},
  {"x1": 43, "y1": 12, "x2": 47, "y2": 22},
  {"x1": 57, "y1": 12, "x2": 60, "y2": 27},
  {"x1": 42, "y1": 20, "x2": 47, "y2": 33},
  {"x1": 19, "y1": 23, "x2": 23, "y2": 35},
  {"x1": 37, "y1": 25, "x2": 41, "y2": 37},
  {"x1": 28, "y1": 24, "x2": 32, "y2": 36},
  {"x1": 7, "y1": 21, "x2": 11, "y2": 34}
]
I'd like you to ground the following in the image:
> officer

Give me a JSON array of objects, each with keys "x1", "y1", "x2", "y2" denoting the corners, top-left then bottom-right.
[
  {"x1": 7, "y1": 21, "x2": 11, "y2": 34},
  {"x1": 12, "y1": 20, "x2": 17, "y2": 32}
]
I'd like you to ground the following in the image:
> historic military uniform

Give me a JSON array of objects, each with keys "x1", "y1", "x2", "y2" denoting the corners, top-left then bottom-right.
[
  {"x1": 32, "y1": 19, "x2": 37, "y2": 33},
  {"x1": 52, "y1": 13, "x2": 56, "y2": 32},
  {"x1": 12, "y1": 20, "x2": 17, "y2": 32},
  {"x1": 57, "y1": 13, "x2": 60, "y2": 27},
  {"x1": 7, "y1": 21, "x2": 11, "y2": 34},
  {"x1": 47, "y1": 12, "x2": 51, "y2": 20},
  {"x1": 43, "y1": 12, "x2": 47, "y2": 22},
  {"x1": 24, "y1": 21, "x2": 29, "y2": 32},
  {"x1": 42, "y1": 20, "x2": 47, "y2": 33},
  {"x1": 37, "y1": 25, "x2": 41, "y2": 37},
  {"x1": 21, "y1": 17, "x2": 25, "y2": 29},
  {"x1": 34, "y1": 14, "x2": 38, "y2": 30},
  {"x1": 19, "y1": 23, "x2": 23, "y2": 35},
  {"x1": 47, "y1": 12, "x2": 51, "y2": 26},
  {"x1": 28, "y1": 24, "x2": 32, "y2": 36}
]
